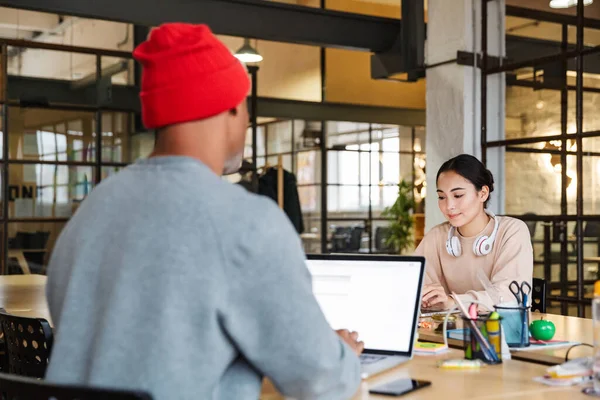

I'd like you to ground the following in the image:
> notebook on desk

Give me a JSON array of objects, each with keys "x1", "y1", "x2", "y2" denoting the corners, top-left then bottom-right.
[{"x1": 306, "y1": 254, "x2": 426, "y2": 379}]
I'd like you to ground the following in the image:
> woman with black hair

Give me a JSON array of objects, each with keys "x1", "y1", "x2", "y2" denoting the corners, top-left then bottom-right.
[{"x1": 416, "y1": 154, "x2": 533, "y2": 310}]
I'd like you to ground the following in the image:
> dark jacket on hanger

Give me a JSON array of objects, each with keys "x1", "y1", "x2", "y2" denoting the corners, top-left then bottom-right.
[
  {"x1": 258, "y1": 168, "x2": 304, "y2": 234},
  {"x1": 236, "y1": 179, "x2": 254, "y2": 192}
]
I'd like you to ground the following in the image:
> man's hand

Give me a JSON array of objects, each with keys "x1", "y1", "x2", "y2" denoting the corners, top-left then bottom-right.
[
  {"x1": 421, "y1": 284, "x2": 455, "y2": 310},
  {"x1": 336, "y1": 329, "x2": 364, "y2": 356}
]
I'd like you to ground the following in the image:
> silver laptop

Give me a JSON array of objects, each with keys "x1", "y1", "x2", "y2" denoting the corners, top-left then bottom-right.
[{"x1": 306, "y1": 254, "x2": 425, "y2": 379}]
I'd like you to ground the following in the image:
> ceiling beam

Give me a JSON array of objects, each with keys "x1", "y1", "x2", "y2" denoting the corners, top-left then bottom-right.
[
  {"x1": 7, "y1": 75, "x2": 426, "y2": 127},
  {"x1": 255, "y1": 97, "x2": 425, "y2": 126},
  {"x1": 0, "y1": 0, "x2": 401, "y2": 52},
  {"x1": 505, "y1": 34, "x2": 600, "y2": 75}
]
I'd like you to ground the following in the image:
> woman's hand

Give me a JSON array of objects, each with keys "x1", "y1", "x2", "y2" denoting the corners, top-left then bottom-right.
[{"x1": 421, "y1": 284, "x2": 455, "y2": 310}]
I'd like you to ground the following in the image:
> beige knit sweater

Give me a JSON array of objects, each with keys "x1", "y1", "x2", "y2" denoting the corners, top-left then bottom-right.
[{"x1": 415, "y1": 216, "x2": 533, "y2": 309}]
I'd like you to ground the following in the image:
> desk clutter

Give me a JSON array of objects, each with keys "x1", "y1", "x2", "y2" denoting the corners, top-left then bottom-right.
[
  {"x1": 441, "y1": 294, "x2": 509, "y2": 364},
  {"x1": 435, "y1": 295, "x2": 579, "y2": 362},
  {"x1": 414, "y1": 342, "x2": 448, "y2": 355},
  {"x1": 533, "y1": 356, "x2": 595, "y2": 387},
  {"x1": 412, "y1": 282, "x2": 600, "y2": 396},
  {"x1": 424, "y1": 282, "x2": 566, "y2": 363},
  {"x1": 418, "y1": 288, "x2": 578, "y2": 368},
  {"x1": 460, "y1": 311, "x2": 503, "y2": 363},
  {"x1": 446, "y1": 329, "x2": 578, "y2": 351}
]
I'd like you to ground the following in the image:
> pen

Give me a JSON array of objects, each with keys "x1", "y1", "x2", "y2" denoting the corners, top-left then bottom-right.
[
  {"x1": 521, "y1": 291, "x2": 529, "y2": 346},
  {"x1": 468, "y1": 304, "x2": 480, "y2": 353}
]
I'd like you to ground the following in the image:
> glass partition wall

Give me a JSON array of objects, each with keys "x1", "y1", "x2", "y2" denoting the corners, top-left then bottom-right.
[
  {"x1": 0, "y1": 34, "x2": 427, "y2": 277},
  {"x1": 483, "y1": 1, "x2": 600, "y2": 316},
  {"x1": 243, "y1": 119, "x2": 426, "y2": 255},
  {"x1": 0, "y1": 40, "x2": 136, "y2": 275}
]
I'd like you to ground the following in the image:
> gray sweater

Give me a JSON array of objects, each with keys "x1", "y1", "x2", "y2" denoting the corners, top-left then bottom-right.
[{"x1": 45, "y1": 156, "x2": 361, "y2": 400}]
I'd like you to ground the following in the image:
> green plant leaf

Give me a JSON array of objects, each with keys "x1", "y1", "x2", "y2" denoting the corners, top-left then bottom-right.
[{"x1": 382, "y1": 180, "x2": 416, "y2": 254}]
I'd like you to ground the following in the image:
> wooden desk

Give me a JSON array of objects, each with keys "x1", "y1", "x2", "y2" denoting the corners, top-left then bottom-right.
[
  {"x1": 0, "y1": 276, "x2": 590, "y2": 398},
  {"x1": 418, "y1": 313, "x2": 592, "y2": 365},
  {"x1": 0, "y1": 275, "x2": 591, "y2": 397},
  {"x1": 0, "y1": 274, "x2": 52, "y2": 324},
  {"x1": 261, "y1": 349, "x2": 591, "y2": 399}
]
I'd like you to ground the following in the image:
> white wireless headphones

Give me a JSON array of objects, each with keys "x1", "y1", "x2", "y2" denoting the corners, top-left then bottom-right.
[{"x1": 445, "y1": 209, "x2": 500, "y2": 257}]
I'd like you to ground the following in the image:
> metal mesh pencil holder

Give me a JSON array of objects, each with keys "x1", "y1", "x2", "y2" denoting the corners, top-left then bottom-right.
[
  {"x1": 493, "y1": 305, "x2": 530, "y2": 348},
  {"x1": 461, "y1": 315, "x2": 503, "y2": 364}
]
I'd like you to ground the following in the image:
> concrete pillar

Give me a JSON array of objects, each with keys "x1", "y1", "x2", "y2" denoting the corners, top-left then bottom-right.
[{"x1": 425, "y1": 0, "x2": 505, "y2": 231}]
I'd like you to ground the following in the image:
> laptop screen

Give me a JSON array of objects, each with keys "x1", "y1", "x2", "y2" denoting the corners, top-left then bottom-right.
[{"x1": 305, "y1": 255, "x2": 424, "y2": 355}]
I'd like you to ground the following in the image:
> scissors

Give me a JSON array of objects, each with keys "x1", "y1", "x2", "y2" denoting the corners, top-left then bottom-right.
[{"x1": 509, "y1": 280, "x2": 532, "y2": 306}]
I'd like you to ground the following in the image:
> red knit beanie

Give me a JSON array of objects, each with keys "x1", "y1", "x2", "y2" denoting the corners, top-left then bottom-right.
[{"x1": 133, "y1": 23, "x2": 250, "y2": 129}]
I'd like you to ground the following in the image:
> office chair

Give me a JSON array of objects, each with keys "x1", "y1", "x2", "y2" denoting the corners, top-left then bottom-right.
[
  {"x1": 331, "y1": 226, "x2": 364, "y2": 252},
  {"x1": 531, "y1": 278, "x2": 547, "y2": 313},
  {"x1": 375, "y1": 227, "x2": 392, "y2": 252},
  {"x1": 331, "y1": 226, "x2": 352, "y2": 252},
  {"x1": 522, "y1": 213, "x2": 537, "y2": 238},
  {"x1": 545, "y1": 221, "x2": 600, "y2": 263},
  {"x1": 0, "y1": 372, "x2": 153, "y2": 400},
  {"x1": 348, "y1": 226, "x2": 364, "y2": 251},
  {"x1": 0, "y1": 312, "x2": 53, "y2": 378}
]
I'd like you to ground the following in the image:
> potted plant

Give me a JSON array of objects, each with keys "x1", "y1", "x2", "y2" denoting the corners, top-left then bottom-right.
[{"x1": 381, "y1": 180, "x2": 415, "y2": 254}]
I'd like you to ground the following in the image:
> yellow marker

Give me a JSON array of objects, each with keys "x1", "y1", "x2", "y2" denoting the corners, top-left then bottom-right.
[{"x1": 486, "y1": 312, "x2": 501, "y2": 359}]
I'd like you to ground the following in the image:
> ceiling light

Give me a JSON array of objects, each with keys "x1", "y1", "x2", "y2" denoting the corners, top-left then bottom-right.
[
  {"x1": 234, "y1": 39, "x2": 263, "y2": 64},
  {"x1": 550, "y1": 0, "x2": 593, "y2": 9}
]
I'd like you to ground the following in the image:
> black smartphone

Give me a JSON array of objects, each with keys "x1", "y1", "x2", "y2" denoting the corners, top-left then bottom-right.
[{"x1": 368, "y1": 379, "x2": 431, "y2": 397}]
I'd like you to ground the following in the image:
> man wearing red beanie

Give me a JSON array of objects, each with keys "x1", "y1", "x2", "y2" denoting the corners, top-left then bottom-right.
[{"x1": 44, "y1": 23, "x2": 362, "y2": 400}]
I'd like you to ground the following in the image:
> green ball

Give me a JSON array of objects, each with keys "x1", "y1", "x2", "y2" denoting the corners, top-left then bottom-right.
[{"x1": 529, "y1": 319, "x2": 556, "y2": 341}]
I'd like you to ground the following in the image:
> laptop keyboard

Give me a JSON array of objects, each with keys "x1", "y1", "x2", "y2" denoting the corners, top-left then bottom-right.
[{"x1": 359, "y1": 354, "x2": 386, "y2": 364}]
